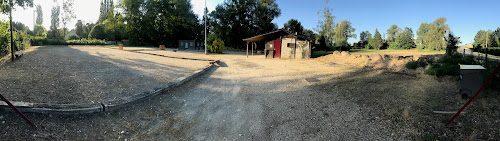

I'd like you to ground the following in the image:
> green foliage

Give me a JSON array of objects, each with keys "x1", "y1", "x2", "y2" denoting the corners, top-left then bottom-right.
[
  {"x1": 444, "y1": 32, "x2": 461, "y2": 55},
  {"x1": 368, "y1": 29, "x2": 383, "y2": 50},
  {"x1": 358, "y1": 30, "x2": 371, "y2": 48},
  {"x1": 75, "y1": 20, "x2": 83, "y2": 37},
  {"x1": 315, "y1": 2, "x2": 335, "y2": 47},
  {"x1": 405, "y1": 60, "x2": 428, "y2": 70},
  {"x1": 209, "y1": 0, "x2": 281, "y2": 49},
  {"x1": 89, "y1": 24, "x2": 105, "y2": 39},
  {"x1": 418, "y1": 17, "x2": 449, "y2": 50},
  {"x1": 393, "y1": 27, "x2": 416, "y2": 49},
  {"x1": 34, "y1": 24, "x2": 47, "y2": 37},
  {"x1": 284, "y1": 19, "x2": 304, "y2": 35},
  {"x1": 35, "y1": 4, "x2": 43, "y2": 25},
  {"x1": 210, "y1": 39, "x2": 224, "y2": 54},
  {"x1": 30, "y1": 37, "x2": 106, "y2": 45},
  {"x1": 0, "y1": 0, "x2": 34, "y2": 14},
  {"x1": 68, "y1": 35, "x2": 79, "y2": 40},
  {"x1": 0, "y1": 20, "x2": 11, "y2": 56},
  {"x1": 99, "y1": 0, "x2": 114, "y2": 23},
  {"x1": 386, "y1": 24, "x2": 401, "y2": 42},
  {"x1": 424, "y1": 54, "x2": 476, "y2": 77},
  {"x1": 49, "y1": 6, "x2": 62, "y2": 39},
  {"x1": 333, "y1": 20, "x2": 356, "y2": 49},
  {"x1": 66, "y1": 38, "x2": 106, "y2": 45},
  {"x1": 302, "y1": 29, "x2": 316, "y2": 42},
  {"x1": 476, "y1": 48, "x2": 500, "y2": 56}
]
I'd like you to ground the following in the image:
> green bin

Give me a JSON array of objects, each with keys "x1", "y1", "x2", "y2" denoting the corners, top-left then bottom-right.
[{"x1": 459, "y1": 65, "x2": 486, "y2": 99}]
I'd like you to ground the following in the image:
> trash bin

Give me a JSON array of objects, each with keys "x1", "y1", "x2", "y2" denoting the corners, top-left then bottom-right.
[{"x1": 460, "y1": 65, "x2": 486, "y2": 99}]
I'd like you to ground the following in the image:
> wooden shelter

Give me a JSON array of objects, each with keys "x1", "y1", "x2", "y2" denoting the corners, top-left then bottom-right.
[{"x1": 242, "y1": 28, "x2": 311, "y2": 59}]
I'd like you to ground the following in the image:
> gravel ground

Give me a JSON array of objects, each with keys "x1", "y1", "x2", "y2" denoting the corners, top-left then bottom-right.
[
  {"x1": 0, "y1": 47, "x2": 495, "y2": 140},
  {"x1": 0, "y1": 46, "x2": 209, "y2": 104}
]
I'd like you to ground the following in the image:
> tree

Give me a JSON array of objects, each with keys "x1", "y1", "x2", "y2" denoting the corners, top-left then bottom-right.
[
  {"x1": 445, "y1": 32, "x2": 461, "y2": 55},
  {"x1": 359, "y1": 30, "x2": 371, "y2": 47},
  {"x1": 303, "y1": 29, "x2": 316, "y2": 42},
  {"x1": 49, "y1": 6, "x2": 62, "y2": 39},
  {"x1": 0, "y1": 0, "x2": 33, "y2": 14},
  {"x1": 394, "y1": 27, "x2": 416, "y2": 49},
  {"x1": 284, "y1": 19, "x2": 304, "y2": 35},
  {"x1": 386, "y1": 24, "x2": 400, "y2": 42},
  {"x1": 416, "y1": 22, "x2": 430, "y2": 48},
  {"x1": 368, "y1": 29, "x2": 383, "y2": 50},
  {"x1": 99, "y1": 0, "x2": 113, "y2": 23},
  {"x1": 315, "y1": 0, "x2": 335, "y2": 47},
  {"x1": 75, "y1": 20, "x2": 83, "y2": 37},
  {"x1": 426, "y1": 17, "x2": 449, "y2": 50},
  {"x1": 33, "y1": 24, "x2": 46, "y2": 37},
  {"x1": 61, "y1": 0, "x2": 75, "y2": 30},
  {"x1": 209, "y1": 0, "x2": 280, "y2": 48},
  {"x1": 35, "y1": 4, "x2": 43, "y2": 25},
  {"x1": 333, "y1": 20, "x2": 356, "y2": 48},
  {"x1": 89, "y1": 23, "x2": 105, "y2": 39}
]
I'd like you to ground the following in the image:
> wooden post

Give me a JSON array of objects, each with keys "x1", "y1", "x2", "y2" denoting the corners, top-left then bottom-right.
[
  {"x1": 252, "y1": 42, "x2": 254, "y2": 56},
  {"x1": 246, "y1": 42, "x2": 249, "y2": 58},
  {"x1": 254, "y1": 42, "x2": 257, "y2": 56}
]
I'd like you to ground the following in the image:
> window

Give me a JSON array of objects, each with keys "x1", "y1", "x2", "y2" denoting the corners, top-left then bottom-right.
[
  {"x1": 181, "y1": 42, "x2": 184, "y2": 46},
  {"x1": 287, "y1": 43, "x2": 295, "y2": 47},
  {"x1": 190, "y1": 42, "x2": 193, "y2": 46}
]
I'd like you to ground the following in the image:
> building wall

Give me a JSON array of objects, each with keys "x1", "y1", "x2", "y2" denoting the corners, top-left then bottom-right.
[
  {"x1": 280, "y1": 38, "x2": 311, "y2": 59},
  {"x1": 178, "y1": 40, "x2": 196, "y2": 50}
]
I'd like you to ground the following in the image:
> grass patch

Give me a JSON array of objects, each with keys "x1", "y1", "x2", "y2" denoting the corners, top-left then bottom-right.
[
  {"x1": 311, "y1": 50, "x2": 334, "y2": 58},
  {"x1": 405, "y1": 60, "x2": 428, "y2": 70}
]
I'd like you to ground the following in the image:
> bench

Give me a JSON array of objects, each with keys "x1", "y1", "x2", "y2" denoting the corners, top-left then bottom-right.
[{"x1": 14, "y1": 51, "x2": 24, "y2": 58}]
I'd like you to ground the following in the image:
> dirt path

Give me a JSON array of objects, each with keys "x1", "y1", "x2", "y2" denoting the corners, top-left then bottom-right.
[{"x1": 0, "y1": 48, "x2": 400, "y2": 140}]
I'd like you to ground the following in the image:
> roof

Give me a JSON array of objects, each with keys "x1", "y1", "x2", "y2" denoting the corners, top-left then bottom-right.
[{"x1": 242, "y1": 28, "x2": 308, "y2": 42}]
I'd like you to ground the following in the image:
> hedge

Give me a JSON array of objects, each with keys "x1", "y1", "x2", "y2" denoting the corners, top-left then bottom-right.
[{"x1": 31, "y1": 37, "x2": 106, "y2": 46}]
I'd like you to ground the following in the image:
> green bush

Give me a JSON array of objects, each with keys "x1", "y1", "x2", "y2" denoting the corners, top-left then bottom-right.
[
  {"x1": 34, "y1": 24, "x2": 47, "y2": 37},
  {"x1": 0, "y1": 20, "x2": 10, "y2": 56},
  {"x1": 405, "y1": 60, "x2": 428, "y2": 70},
  {"x1": 30, "y1": 37, "x2": 106, "y2": 45},
  {"x1": 209, "y1": 39, "x2": 224, "y2": 54},
  {"x1": 475, "y1": 47, "x2": 500, "y2": 56},
  {"x1": 14, "y1": 30, "x2": 31, "y2": 51},
  {"x1": 89, "y1": 24, "x2": 106, "y2": 40},
  {"x1": 68, "y1": 35, "x2": 80, "y2": 40},
  {"x1": 424, "y1": 64, "x2": 459, "y2": 77}
]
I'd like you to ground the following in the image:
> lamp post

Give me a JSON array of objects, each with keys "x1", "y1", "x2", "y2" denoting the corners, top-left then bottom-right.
[{"x1": 204, "y1": 0, "x2": 207, "y2": 55}]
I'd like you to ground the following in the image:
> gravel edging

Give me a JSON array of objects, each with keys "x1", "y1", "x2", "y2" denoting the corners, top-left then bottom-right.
[{"x1": 0, "y1": 63, "x2": 216, "y2": 115}]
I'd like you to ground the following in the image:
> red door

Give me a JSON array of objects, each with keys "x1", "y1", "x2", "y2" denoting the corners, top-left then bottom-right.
[{"x1": 273, "y1": 39, "x2": 281, "y2": 58}]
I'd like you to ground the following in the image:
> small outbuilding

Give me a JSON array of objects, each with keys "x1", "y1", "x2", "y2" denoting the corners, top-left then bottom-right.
[
  {"x1": 243, "y1": 28, "x2": 311, "y2": 59},
  {"x1": 178, "y1": 40, "x2": 204, "y2": 50}
]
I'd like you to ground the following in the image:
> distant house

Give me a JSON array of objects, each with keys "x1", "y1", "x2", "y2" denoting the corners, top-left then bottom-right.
[
  {"x1": 413, "y1": 38, "x2": 422, "y2": 45},
  {"x1": 64, "y1": 30, "x2": 79, "y2": 40},
  {"x1": 178, "y1": 40, "x2": 204, "y2": 50},
  {"x1": 243, "y1": 28, "x2": 311, "y2": 59}
]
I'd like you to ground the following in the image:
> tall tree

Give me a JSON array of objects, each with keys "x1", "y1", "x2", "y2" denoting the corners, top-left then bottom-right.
[
  {"x1": 386, "y1": 24, "x2": 400, "y2": 42},
  {"x1": 34, "y1": 24, "x2": 46, "y2": 37},
  {"x1": 303, "y1": 29, "x2": 316, "y2": 42},
  {"x1": 369, "y1": 29, "x2": 383, "y2": 50},
  {"x1": 426, "y1": 17, "x2": 449, "y2": 50},
  {"x1": 333, "y1": 20, "x2": 356, "y2": 47},
  {"x1": 445, "y1": 32, "x2": 461, "y2": 55},
  {"x1": 75, "y1": 20, "x2": 83, "y2": 37},
  {"x1": 99, "y1": 0, "x2": 113, "y2": 23},
  {"x1": 49, "y1": 6, "x2": 61, "y2": 39},
  {"x1": 395, "y1": 27, "x2": 416, "y2": 49},
  {"x1": 315, "y1": 0, "x2": 335, "y2": 47},
  {"x1": 35, "y1": 4, "x2": 43, "y2": 25},
  {"x1": 284, "y1": 19, "x2": 304, "y2": 35},
  {"x1": 61, "y1": 0, "x2": 75, "y2": 29},
  {"x1": 416, "y1": 22, "x2": 430, "y2": 48},
  {"x1": 359, "y1": 30, "x2": 371, "y2": 47}
]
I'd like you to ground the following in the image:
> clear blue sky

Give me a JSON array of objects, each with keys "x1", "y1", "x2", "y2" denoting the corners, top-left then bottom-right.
[{"x1": 271, "y1": 0, "x2": 499, "y2": 44}]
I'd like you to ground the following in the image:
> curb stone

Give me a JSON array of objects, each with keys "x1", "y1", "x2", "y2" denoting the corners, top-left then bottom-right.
[{"x1": 0, "y1": 62, "x2": 216, "y2": 115}]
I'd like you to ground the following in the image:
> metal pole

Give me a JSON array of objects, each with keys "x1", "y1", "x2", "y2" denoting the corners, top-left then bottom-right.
[
  {"x1": 0, "y1": 93, "x2": 37, "y2": 128},
  {"x1": 204, "y1": 0, "x2": 207, "y2": 55},
  {"x1": 9, "y1": 4, "x2": 15, "y2": 61},
  {"x1": 485, "y1": 32, "x2": 488, "y2": 67}
]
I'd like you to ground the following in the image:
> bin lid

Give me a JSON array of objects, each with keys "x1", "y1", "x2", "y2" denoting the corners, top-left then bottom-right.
[{"x1": 460, "y1": 65, "x2": 486, "y2": 70}]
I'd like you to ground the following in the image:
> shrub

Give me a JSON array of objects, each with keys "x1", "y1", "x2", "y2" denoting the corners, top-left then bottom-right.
[
  {"x1": 210, "y1": 39, "x2": 224, "y2": 54},
  {"x1": 30, "y1": 37, "x2": 106, "y2": 45},
  {"x1": 476, "y1": 47, "x2": 500, "y2": 56},
  {"x1": 68, "y1": 35, "x2": 80, "y2": 40},
  {"x1": 66, "y1": 38, "x2": 106, "y2": 45},
  {"x1": 0, "y1": 20, "x2": 10, "y2": 56},
  {"x1": 14, "y1": 31, "x2": 31, "y2": 51},
  {"x1": 34, "y1": 24, "x2": 47, "y2": 37},
  {"x1": 89, "y1": 24, "x2": 105, "y2": 40},
  {"x1": 405, "y1": 60, "x2": 428, "y2": 70}
]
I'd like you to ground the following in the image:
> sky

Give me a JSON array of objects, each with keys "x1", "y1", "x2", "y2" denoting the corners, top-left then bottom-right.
[{"x1": 3, "y1": 0, "x2": 499, "y2": 44}]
